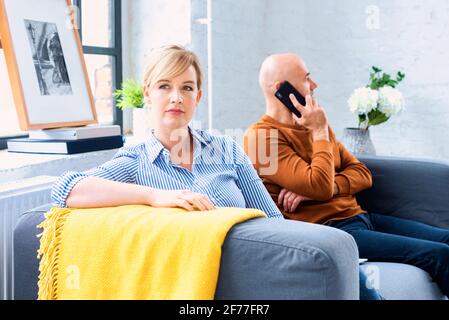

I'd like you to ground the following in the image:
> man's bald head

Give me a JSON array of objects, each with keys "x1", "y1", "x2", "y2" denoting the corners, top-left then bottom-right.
[
  {"x1": 258, "y1": 53, "x2": 308, "y2": 94},
  {"x1": 257, "y1": 53, "x2": 318, "y2": 119}
]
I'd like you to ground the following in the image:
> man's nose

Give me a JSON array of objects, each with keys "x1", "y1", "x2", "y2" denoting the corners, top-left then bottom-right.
[{"x1": 310, "y1": 79, "x2": 318, "y2": 90}]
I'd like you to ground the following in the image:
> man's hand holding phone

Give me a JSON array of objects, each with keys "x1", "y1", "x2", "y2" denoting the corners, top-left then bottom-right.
[{"x1": 289, "y1": 93, "x2": 330, "y2": 142}]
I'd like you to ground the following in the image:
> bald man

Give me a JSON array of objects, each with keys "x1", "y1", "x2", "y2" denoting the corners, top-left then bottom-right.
[
  {"x1": 243, "y1": 53, "x2": 449, "y2": 299},
  {"x1": 245, "y1": 53, "x2": 372, "y2": 222}
]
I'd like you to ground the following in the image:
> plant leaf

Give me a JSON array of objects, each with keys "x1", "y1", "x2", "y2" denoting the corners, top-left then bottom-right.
[
  {"x1": 368, "y1": 109, "x2": 390, "y2": 126},
  {"x1": 113, "y1": 79, "x2": 144, "y2": 110}
]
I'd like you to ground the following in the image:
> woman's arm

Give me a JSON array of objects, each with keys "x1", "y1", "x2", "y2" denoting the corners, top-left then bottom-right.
[
  {"x1": 66, "y1": 176, "x2": 152, "y2": 208},
  {"x1": 66, "y1": 176, "x2": 215, "y2": 210},
  {"x1": 232, "y1": 139, "x2": 283, "y2": 219},
  {"x1": 237, "y1": 173, "x2": 284, "y2": 219},
  {"x1": 51, "y1": 148, "x2": 139, "y2": 207},
  {"x1": 52, "y1": 147, "x2": 215, "y2": 210}
]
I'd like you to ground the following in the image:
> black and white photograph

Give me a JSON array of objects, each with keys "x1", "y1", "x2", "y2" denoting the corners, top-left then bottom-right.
[
  {"x1": 0, "y1": 0, "x2": 96, "y2": 130},
  {"x1": 24, "y1": 19, "x2": 72, "y2": 96}
]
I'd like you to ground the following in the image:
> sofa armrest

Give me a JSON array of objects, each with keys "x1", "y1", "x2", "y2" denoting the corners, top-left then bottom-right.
[
  {"x1": 14, "y1": 205, "x2": 359, "y2": 300},
  {"x1": 215, "y1": 218, "x2": 359, "y2": 300},
  {"x1": 357, "y1": 155, "x2": 449, "y2": 229},
  {"x1": 13, "y1": 204, "x2": 52, "y2": 300}
]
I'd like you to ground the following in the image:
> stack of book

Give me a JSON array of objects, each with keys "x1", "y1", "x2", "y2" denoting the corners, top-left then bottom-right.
[{"x1": 7, "y1": 125, "x2": 124, "y2": 155}]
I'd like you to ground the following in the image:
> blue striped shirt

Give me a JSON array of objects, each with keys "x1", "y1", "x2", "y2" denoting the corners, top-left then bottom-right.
[{"x1": 51, "y1": 128, "x2": 283, "y2": 218}]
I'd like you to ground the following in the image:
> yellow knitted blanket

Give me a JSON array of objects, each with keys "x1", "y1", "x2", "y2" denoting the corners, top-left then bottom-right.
[{"x1": 37, "y1": 205, "x2": 265, "y2": 300}]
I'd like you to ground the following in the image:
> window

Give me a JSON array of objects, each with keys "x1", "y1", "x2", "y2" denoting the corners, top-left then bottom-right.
[{"x1": 0, "y1": 0, "x2": 122, "y2": 150}]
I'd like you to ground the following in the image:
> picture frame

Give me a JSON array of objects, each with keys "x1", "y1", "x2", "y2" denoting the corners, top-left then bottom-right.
[{"x1": 0, "y1": 0, "x2": 97, "y2": 130}]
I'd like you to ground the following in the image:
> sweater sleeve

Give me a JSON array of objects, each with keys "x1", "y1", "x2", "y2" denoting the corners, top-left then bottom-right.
[
  {"x1": 244, "y1": 126, "x2": 335, "y2": 201},
  {"x1": 334, "y1": 140, "x2": 373, "y2": 195}
]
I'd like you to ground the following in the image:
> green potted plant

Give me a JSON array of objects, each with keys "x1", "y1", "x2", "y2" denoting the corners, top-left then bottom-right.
[
  {"x1": 114, "y1": 79, "x2": 144, "y2": 110},
  {"x1": 114, "y1": 79, "x2": 149, "y2": 140}
]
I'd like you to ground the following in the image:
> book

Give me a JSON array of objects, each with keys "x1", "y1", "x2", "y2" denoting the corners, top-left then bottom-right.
[
  {"x1": 28, "y1": 125, "x2": 121, "y2": 140},
  {"x1": 7, "y1": 135, "x2": 124, "y2": 155}
]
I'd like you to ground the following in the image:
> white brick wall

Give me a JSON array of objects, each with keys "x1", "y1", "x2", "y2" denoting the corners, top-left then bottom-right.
[
  {"x1": 124, "y1": 0, "x2": 449, "y2": 160},
  {"x1": 190, "y1": 0, "x2": 449, "y2": 160},
  {"x1": 123, "y1": 0, "x2": 191, "y2": 84}
]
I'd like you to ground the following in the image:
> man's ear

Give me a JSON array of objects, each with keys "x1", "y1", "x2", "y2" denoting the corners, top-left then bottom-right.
[{"x1": 274, "y1": 81, "x2": 283, "y2": 91}]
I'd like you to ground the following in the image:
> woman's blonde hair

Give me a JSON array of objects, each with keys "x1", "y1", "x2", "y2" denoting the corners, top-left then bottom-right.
[{"x1": 143, "y1": 45, "x2": 203, "y2": 91}]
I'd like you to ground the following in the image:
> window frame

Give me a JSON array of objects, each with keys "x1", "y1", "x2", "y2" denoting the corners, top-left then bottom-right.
[{"x1": 0, "y1": 0, "x2": 123, "y2": 150}]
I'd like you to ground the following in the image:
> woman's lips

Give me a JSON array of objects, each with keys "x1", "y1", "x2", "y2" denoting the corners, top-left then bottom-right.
[{"x1": 166, "y1": 109, "x2": 185, "y2": 115}]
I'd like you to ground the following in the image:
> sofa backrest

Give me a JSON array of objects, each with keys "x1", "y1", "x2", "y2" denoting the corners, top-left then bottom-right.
[{"x1": 356, "y1": 155, "x2": 449, "y2": 229}]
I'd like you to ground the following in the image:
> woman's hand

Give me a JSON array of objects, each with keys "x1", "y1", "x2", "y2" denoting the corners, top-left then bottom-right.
[
  {"x1": 278, "y1": 188, "x2": 311, "y2": 213},
  {"x1": 148, "y1": 189, "x2": 215, "y2": 211}
]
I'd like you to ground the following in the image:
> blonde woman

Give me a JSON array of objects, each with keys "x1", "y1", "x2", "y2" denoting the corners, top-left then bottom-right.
[{"x1": 52, "y1": 45, "x2": 282, "y2": 218}]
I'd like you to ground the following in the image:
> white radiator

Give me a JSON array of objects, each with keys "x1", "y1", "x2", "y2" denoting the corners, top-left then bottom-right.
[{"x1": 0, "y1": 176, "x2": 56, "y2": 300}]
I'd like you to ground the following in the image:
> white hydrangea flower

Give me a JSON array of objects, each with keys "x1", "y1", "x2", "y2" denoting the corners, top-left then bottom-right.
[
  {"x1": 377, "y1": 87, "x2": 405, "y2": 117},
  {"x1": 347, "y1": 87, "x2": 379, "y2": 115}
]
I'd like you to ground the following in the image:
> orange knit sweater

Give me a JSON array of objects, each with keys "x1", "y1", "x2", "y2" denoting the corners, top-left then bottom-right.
[{"x1": 243, "y1": 114, "x2": 373, "y2": 225}]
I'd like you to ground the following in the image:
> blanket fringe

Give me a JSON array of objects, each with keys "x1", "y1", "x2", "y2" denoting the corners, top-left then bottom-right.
[{"x1": 36, "y1": 207, "x2": 72, "y2": 300}]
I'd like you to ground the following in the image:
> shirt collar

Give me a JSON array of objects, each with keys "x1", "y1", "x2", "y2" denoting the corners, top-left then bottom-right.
[
  {"x1": 145, "y1": 132, "x2": 165, "y2": 163},
  {"x1": 189, "y1": 126, "x2": 210, "y2": 146},
  {"x1": 144, "y1": 126, "x2": 211, "y2": 164}
]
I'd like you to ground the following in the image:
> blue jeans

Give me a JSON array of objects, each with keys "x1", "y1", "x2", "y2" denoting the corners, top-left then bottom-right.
[{"x1": 328, "y1": 213, "x2": 449, "y2": 297}]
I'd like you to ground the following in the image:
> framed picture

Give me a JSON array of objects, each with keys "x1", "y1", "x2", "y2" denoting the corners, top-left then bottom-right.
[{"x1": 0, "y1": 0, "x2": 97, "y2": 130}]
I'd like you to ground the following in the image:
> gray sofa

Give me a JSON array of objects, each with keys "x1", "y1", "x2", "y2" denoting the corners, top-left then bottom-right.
[{"x1": 13, "y1": 155, "x2": 449, "y2": 300}]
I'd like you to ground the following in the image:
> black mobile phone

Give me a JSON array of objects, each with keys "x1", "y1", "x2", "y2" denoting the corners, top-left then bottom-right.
[{"x1": 274, "y1": 81, "x2": 306, "y2": 118}]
